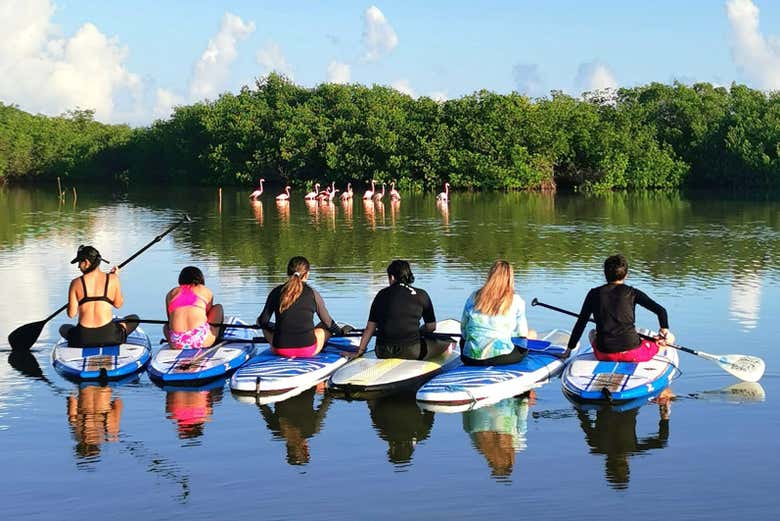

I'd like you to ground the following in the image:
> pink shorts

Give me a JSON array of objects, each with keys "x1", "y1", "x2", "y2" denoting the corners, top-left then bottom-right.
[
  {"x1": 272, "y1": 343, "x2": 319, "y2": 358},
  {"x1": 168, "y1": 322, "x2": 210, "y2": 350},
  {"x1": 593, "y1": 339, "x2": 660, "y2": 363}
]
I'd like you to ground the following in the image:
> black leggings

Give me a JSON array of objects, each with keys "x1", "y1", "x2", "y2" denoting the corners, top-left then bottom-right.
[
  {"x1": 376, "y1": 339, "x2": 427, "y2": 360},
  {"x1": 67, "y1": 321, "x2": 127, "y2": 347},
  {"x1": 461, "y1": 345, "x2": 527, "y2": 366}
]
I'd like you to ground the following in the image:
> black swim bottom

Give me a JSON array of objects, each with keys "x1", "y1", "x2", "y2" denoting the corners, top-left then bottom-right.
[
  {"x1": 67, "y1": 321, "x2": 127, "y2": 347},
  {"x1": 461, "y1": 345, "x2": 527, "y2": 366},
  {"x1": 376, "y1": 339, "x2": 428, "y2": 361}
]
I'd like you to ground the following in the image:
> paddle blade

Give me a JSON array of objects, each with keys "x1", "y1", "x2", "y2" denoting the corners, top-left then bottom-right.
[
  {"x1": 718, "y1": 354, "x2": 766, "y2": 383},
  {"x1": 8, "y1": 320, "x2": 46, "y2": 352}
]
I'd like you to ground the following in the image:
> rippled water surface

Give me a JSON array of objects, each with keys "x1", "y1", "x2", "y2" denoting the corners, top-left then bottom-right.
[{"x1": 1, "y1": 186, "x2": 778, "y2": 520}]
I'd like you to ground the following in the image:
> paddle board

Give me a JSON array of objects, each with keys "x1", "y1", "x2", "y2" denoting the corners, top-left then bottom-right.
[
  {"x1": 52, "y1": 325, "x2": 152, "y2": 381},
  {"x1": 561, "y1": 344, "x2": 680, "y2": 404},
  {"x1": 328, "y1": 319, "x2": 461, "y2": 399},
  {"x1": 230, "y1": 333, "x2": 360, "y2": 398},
  {"x1": 147, "y1": 317, "x2": 256, "y2": 384},
  {"x1": 416, "y1": 329, "x2": 575, "y2": 411}
]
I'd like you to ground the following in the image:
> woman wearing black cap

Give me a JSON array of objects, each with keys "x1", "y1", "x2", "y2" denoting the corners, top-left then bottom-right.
[{"x1": 65, "y1": 245, "x2": 134, "y2": 346}]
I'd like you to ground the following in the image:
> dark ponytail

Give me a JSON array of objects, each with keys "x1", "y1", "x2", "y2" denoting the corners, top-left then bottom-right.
[
  {"x1": 279, "y1": 256, "x2": 310, "y2": 313},
  {"x1": 387, "y1": 259, "x2": 415, "y2": 284}
]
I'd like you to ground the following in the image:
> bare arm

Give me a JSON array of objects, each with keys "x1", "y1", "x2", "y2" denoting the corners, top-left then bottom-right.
[
  {"x1": 67, "y1": 279, "x2": 79, "y2": 318},
  {"x1": 111, "y1": 273, "x2": 124, "y2": 309},
  {"x1": 356, "y1": 321, "x2": 377, "y2": 355}
]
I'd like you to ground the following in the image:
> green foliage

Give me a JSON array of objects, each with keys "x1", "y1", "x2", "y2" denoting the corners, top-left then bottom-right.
[{"x1": 1, "y1": 76, "x2": 779, "y2": 190}]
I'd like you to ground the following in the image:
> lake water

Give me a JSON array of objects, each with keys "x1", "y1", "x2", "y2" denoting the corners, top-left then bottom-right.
[{"x1": 0, "y1": 185, "x2": 778, "y2": 520}]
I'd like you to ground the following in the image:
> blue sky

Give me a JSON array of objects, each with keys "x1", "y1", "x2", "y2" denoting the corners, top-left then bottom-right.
[{"x1": 1, "y1": 0, "x2": 779, "y2": 124}]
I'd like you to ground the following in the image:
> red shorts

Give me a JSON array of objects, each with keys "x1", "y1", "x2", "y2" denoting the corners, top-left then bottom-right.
[
  {"x1": 593, "y1": 339, "x2": 660, "y2": 363},
  {"x1": 272, "y1": 343, "x2": 319, "y2": 358}
]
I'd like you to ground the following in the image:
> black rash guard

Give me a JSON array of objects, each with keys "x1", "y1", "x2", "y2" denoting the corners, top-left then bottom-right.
[
  {"x1": 257, "y1": 283, "x2": 336, "y2": 348},
  {"x1": 368, "y1": 283, "x2": 436, "y2": 347},
  {"x1": 568, "y1": 283, "x2": 669, "y2": 353}
]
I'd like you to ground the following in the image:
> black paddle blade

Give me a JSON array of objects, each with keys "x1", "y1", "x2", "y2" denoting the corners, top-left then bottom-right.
[{"x1": 8, "y1": 320, "x2": 46, "y2": 352}]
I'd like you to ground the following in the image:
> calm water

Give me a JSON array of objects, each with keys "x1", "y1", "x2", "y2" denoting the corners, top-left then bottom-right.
[{"x1": 0, "y1": 185, "x2": 778, "y2": 520}]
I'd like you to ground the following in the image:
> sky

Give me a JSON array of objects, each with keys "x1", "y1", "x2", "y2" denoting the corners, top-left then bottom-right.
[{"x1": 1, "y1": 0, "x2": 779, "y2": 125}]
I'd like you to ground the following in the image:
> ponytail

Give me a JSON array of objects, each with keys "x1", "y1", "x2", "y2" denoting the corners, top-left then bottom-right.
[
  {"x1": 474, "y1": 260, "x2": 515, "y2": 316},
  {"x1": 279, "y1": 256, "x2": 310, "y2": 313}
]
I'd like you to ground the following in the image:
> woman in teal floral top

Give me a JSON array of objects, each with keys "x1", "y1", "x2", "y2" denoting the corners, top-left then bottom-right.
[{"x1": 460, "y1": 260, "x2": 536, "y2": 366}]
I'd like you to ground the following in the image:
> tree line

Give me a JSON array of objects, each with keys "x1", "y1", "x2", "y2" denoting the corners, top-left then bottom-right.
[{"x1": 1, "y1": 73, "x2": 778, "y2": 191}]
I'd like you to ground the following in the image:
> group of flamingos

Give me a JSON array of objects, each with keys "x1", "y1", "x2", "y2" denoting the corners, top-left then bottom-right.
[{"x1": 249, "y1": 179, "x2": 451, "y2": 203}]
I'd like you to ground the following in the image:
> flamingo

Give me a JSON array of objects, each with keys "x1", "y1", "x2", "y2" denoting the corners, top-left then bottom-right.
[
  {"x1": 372, "y1": 182, "x2": 386, "y2": 202},
  {"x1": 276, "y1": 186, "x2": 291, "y2": 201},
  {"x1": 304, "y1": 183, "x2": 321, "y2": 200},
  {"x1": 389, "y1": 181, "x2": 400, "y2": 201},
  {"x1": 326, "y1": 189, "x2": 340, "y2": 202},
  {"x1": 249, "y1": 178, "x2": 265, "y2": 200},
  {"x1": 436, "y1": 182, "x2": 450, "y2": 202},
  {"x1": 363, "y1": 179, "x2": 376, "y2": 200},
  {"x1": 339, "y1": 183, "x2": 353, "y2": 201}
]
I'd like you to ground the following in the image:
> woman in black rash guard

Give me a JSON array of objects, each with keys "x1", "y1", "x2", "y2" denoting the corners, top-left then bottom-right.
[
  {"x1": 353, "y1": 260, "x2": 447, "y2": 360},
  {"x1": 257, "y1": 256, "x2": 344, "y2": 357}
]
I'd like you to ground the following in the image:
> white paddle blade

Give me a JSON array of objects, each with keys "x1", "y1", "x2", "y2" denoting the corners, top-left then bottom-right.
[{"x1": 718, "y1": 354, "x2": 766, "y2": 383}]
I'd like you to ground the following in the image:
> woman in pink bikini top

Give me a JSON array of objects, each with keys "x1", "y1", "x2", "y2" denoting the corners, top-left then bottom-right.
[{"x1": 164, "y1": 266, "x2": 224, "y2": 349}]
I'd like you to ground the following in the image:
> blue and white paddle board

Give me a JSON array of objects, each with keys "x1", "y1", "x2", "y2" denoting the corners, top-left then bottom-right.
[
  {"x1": 52, "y1": 325, "x2": 152, "y2": 381},
  {"x1": 230, "y1": 334, "x2": 360, "y2": 397},
  {"x1": 148, "y1": 317, "x2": 255, "y2": 384},
  {"x1": 561, "y1": 344, "x2": 680, "y2": 404},
  {"x1": 416, "y1": 329, "x2": 575, "y2": 411}
]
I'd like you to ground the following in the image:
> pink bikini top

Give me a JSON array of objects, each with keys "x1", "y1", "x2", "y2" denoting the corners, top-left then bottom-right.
[{"x1": 167, "y1": 285, "x2": 209, "y2": 314}]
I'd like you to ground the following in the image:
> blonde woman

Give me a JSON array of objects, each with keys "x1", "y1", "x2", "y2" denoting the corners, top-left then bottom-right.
[
  {"x1": 460, "y1": 260, "x2": 536, "y2": 366},
  {"x1": 256, "y1": 256, "x2": 345, "y2": 357}
]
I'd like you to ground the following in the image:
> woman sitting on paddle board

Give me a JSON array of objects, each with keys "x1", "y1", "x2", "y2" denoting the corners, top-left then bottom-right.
[
  {"x1": 460, "y1": 260, "x2": 537, "y2": 366},
  {"x1": 565, "y1": 254, "x2": 674, "y2": 361},
  {"x1": 353, "y1": 260, "x2": 447, "y2": 360},
  {"x1": 164, "y1": 266, "x2": 224, "y2": 349},
  {"x1": 257, "y1": 256, "x2": 346, "y2": 357},
  {"x1": 66, "y1": 245, "x2": 135, "y2": 347}
]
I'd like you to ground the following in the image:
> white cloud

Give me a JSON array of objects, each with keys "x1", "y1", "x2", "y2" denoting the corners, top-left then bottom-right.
[
  {"x1": 190, "y1": 12, "x2": 255, "y2": 100},
  {"x1": 428, "y1": 91, "x2": 448, "y2": 102},
  {"x1": 257, "y1": 40, "x2": 293, "y2": 79},
  {"x1": 726, "y1": 0, "x2": 780, "y2": 90},
  {"x1": 391, "y1": 79, "x2": 415, "y2": 97},
  {"x1": 362, "y1": 6, "x2": 398, "y2": 61},
  {"x1": 574, "y1": 61, "x2": 618, "y2": 93},
  {"x1": 327, "y1": 61, "x2": 351, "y2": 84},
  {"x1": 153, "y1": 88, "x2": 185, "y2": 120},
  {"x1": 512, "y1": 63, "x2": 543, "y2": 96},
  {"x1": 0, "y1": 0, "x2": 142, "y2": 122}
]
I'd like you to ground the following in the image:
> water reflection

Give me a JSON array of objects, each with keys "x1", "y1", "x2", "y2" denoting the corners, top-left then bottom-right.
[
  {"x1": 165, "y1": 387, "x2": 223, "y2": 442},
  {"x1": 462, "y1": 394, "x2": 531, "y2": 482},
  {"x1": 67, "y1": 386, "x2": 123, "y2": 461},
  {"x1": 575, "y1": 390, "x2": 672, "y2": 489},
  {"x1": 729, "y1": 271, "x2": 763, "y2": 330},
  {"x1": 367, "y1": 394, "x2": 434, "y2": 470},
  {"x1": 251, "y1": 200, "x2": 264, "y2": 227},
  {"x1": 258, "y1": 386, "x2": 333, "y2": 466}
]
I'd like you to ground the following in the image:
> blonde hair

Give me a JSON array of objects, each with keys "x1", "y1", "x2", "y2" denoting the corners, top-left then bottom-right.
[
  {"x1": 279, "y1": 256, "x2": 310, "y2": 313},
  {"x1": 474, "y1": 260, "x2": 515, "y2": 315}
]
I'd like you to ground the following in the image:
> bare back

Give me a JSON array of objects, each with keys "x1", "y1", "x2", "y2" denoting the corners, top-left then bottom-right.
[
  {"x1": 166, "y1": 284, "x2": 213, "y2": 332},
  {"x1": 68, "y1": 270, "x2": 123, "y2": 327}
]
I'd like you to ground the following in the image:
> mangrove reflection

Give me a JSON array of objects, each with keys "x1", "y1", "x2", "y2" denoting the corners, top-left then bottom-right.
[
  {"x1": 368, "y1": 394, "x2": 434, "y2": 470},
  {"x1": 576, "y1": 390, "x2": 672, "y2": 490},
  {"x1": 67, "y1": 385, "x2": 123, "y2": 461},
  {"x1": 165, "y1": 387, "x2": 223, "y2": 442},
  {"x1": 463, "y1": 395, "x2": 531, "y2": 482},
  {"x1": 258, "y1": 386, "x2": 333, "y2": 466}
]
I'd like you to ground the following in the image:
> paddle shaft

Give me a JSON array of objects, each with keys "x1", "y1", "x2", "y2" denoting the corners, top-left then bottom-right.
[{"x1": 532, "y1": 298, "x2": 699, "y2": 355}]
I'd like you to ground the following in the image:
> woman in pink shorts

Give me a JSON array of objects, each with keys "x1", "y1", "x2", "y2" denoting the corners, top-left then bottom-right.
[
  {"x1": 256, "y1": 256, "x2": 345, "y2": 357},
  {"x1": 164, "y1": 266, "x2": 224, "y2": 349}
]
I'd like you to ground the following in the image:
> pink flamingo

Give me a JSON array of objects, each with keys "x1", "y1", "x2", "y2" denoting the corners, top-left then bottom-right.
[
  {"x1": 276, "y1": 185, "x2": 291, "y2": 201},
  {"x1": 436, "y1": 182, "x2": 450, "y2": 202},
  {"x1": 372, "y1": 182, "x2": 386, "y2": 202},
  {"x1": 340, "y1": 182, "x2": 353, "y2": 201},
  {"x1": 363, "y1": 179, "x2": 376, "y2": 200},
  {"x1": 389, "y1": 181, "x2": 400, "y2": 201},
  {"x1": 326, "y1": 188, "x2": 340, "y2": 202},
  {"x1": 249, "y1": 178, "x2": 265, "y2": 200},
  {"x1": 304, "y1": 183, "x2": 321, "y2": 200}
]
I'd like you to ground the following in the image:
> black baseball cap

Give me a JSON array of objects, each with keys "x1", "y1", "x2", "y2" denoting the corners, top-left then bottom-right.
[{"x1": 70, "y1": 245, "x2": 108, "y2": 265}]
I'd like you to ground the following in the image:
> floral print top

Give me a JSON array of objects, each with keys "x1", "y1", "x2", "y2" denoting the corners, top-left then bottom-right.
[{"x1": 460, "y1": 292, "x2": 529, "y2": 360}]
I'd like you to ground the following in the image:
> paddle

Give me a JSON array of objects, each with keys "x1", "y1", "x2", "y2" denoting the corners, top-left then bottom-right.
[
  {"x1": 531, "y1": 298, "x2": 766, "y2": 383},
  {"x1": 7, "y1": 215, "x2": 192, "y2": 352}
]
